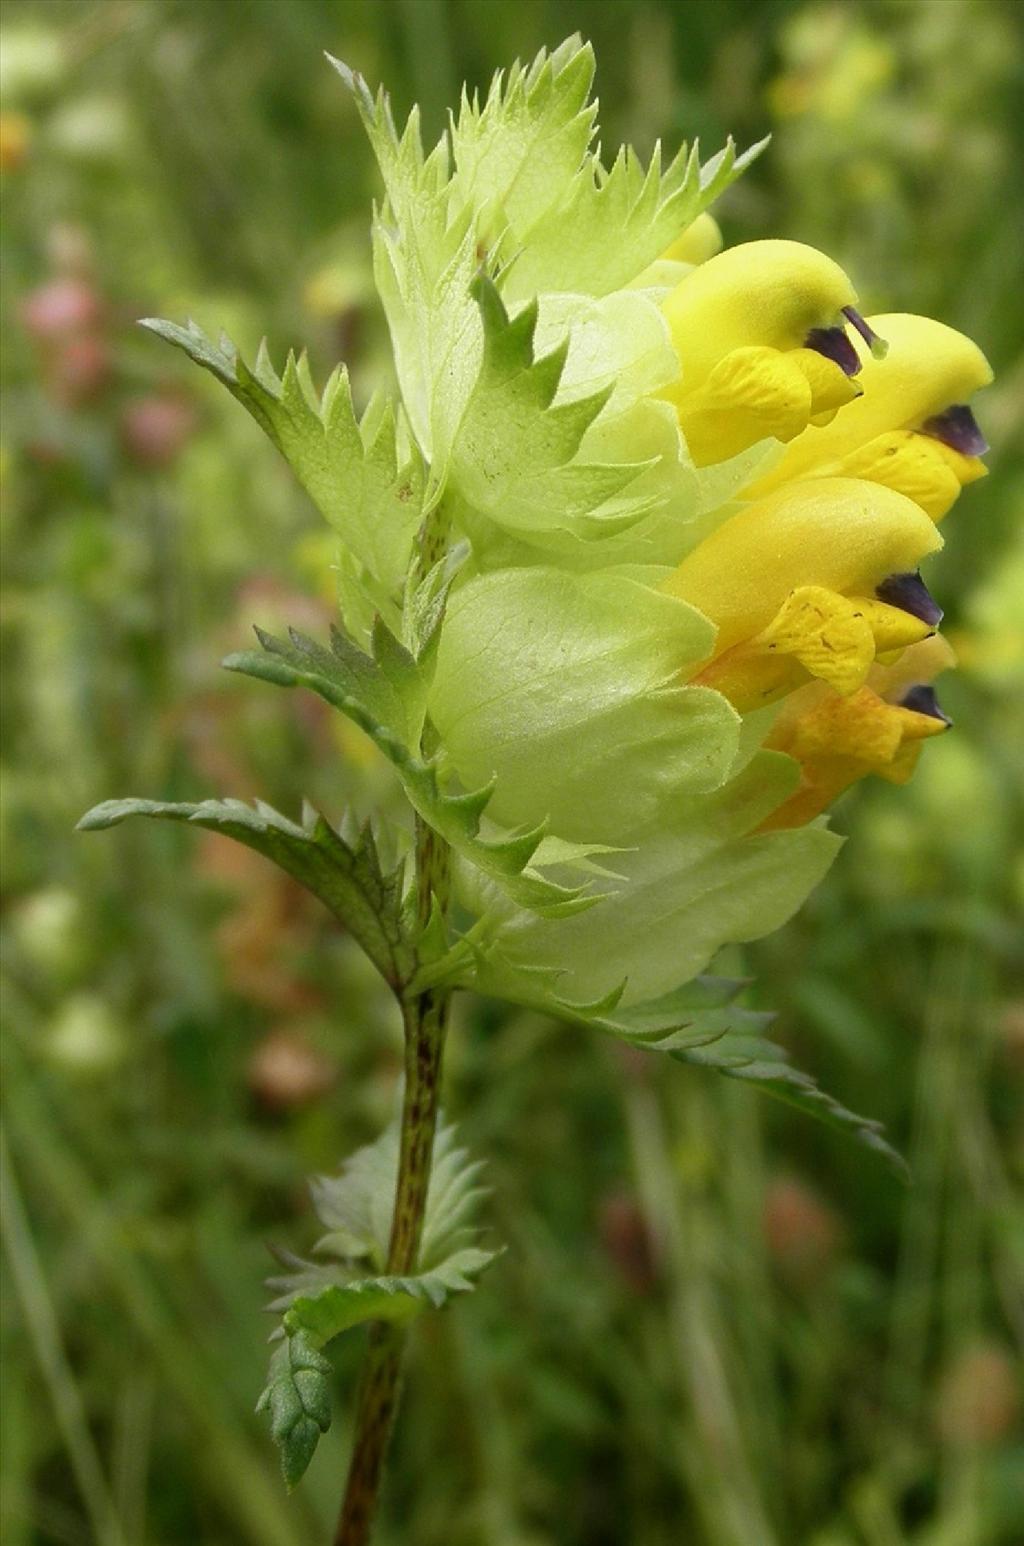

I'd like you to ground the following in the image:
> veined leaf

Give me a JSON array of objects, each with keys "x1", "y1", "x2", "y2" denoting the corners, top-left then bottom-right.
[
  {"x1": 139, "y1": 318, "x2": 424, "y2": 595},
  {"x1": 281, "y1": 1249, "x2": 497, "y2": 1343},
  {"x1": 225, "y1": 626, "x2": 602, "y2": 919},
  {"x1": 77, "y1": 797, "x2": 413, "y2": 989}
]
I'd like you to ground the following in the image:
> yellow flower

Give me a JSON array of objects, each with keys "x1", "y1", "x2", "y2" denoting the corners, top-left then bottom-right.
[
  {"x1": 658, "y1": 240, "x2": 879, "y2": 464},
  {"x1": 664, "y1": 477, "x2": 942, "y2": 709},
  {"x1": 745, "y1": 313, "x2": 992, "y2": 519},
  {"x1": 759, "y1": 636, "x2": 955, "y2": 829}
]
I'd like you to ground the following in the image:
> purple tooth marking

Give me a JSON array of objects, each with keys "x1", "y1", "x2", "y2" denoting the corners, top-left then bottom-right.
[
  {"x1": 805, "y1": 326, "x2": 861, "y2": 376},
  {"x1": 899, "y1": 684, "x2": 952, "y2": 726},
  {"x1": 920, "y1": 403, "x2": 989, "y2": 457},
  {"x1": 875, "y1": 571, "x2": 944, "y2": 628},
  {"x1": 842, "y1": 305, "x2": 889, "y2": 360}
]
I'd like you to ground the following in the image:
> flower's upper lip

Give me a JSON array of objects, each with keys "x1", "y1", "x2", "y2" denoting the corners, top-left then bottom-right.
[
  {"x1": 920, "y1": 403, "x2": 989, "y2": 457},
  {"x1": 875, "y1": 570, "x2": 944, "y2": 628},
  {"x1": 899, "y1": 683, "x2": 953, "y2": 725},
  {"x1": 804, "y1": 325, "x2": 861, "y2": 377}
]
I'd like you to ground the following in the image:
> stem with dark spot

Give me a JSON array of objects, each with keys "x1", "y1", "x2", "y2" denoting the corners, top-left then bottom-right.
[{"x1": 334, "y1": 814, "x2": 451, "y2": 1546}]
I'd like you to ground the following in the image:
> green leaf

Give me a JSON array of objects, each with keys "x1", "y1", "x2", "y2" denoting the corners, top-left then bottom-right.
[
  {"x1": 255, "y1": 1333, "x2": 332, "y2": 1491},
  {"x1": 259, "y1": 1114, "x2": 499, "y2": 1485},
  {"x1": 226, "y1": 618, "x2": 428, "y2": 747},
  {"x1": 576, "y1": 977, "x2": 906, "y2": 1175},
  {"x1": 500, "y1": 131, "x2": 770, "y2": 304},
  {"x1": 77, "y1": 796, "x2": 413, "y2": 989},
  {"x1": 471, "y1": 966, "x2": 905, "y2": 1175},
  {"x1": 281, "y1": 1248, "x2": 498, "y2": 1343},
  {"x1": 139, "y1": 319, "x2": 424, "y2": 596},
  {"x1": 283, "y1": 1112, "x2": 492, "y2": 1277},
  {"x1": 226, "y1": 626, "x2": 602, "y2": 919}
]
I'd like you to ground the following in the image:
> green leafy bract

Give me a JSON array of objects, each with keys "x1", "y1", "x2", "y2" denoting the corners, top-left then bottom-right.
[
  {"x1": 77, "y1": 796, "x2": 412, "y2": 989},
  {"x1": 139, "y1": 319, "x2": 424, "y2": 606},
  {"x1": 259, "y1": 1117, "x2": 499, "y2": 1486},
  {"x1": 330, "y1": 55, "x2": 481, "y2": 467},
  {"x1": 500, "y1": 131, "x2": 769, "y2": 303},
  {"x1": 446, "y1": 278, "x2": 675, "y2": 551},
  {"x1": 225, "y1": 625, "x2": 603, "y2": 919}
]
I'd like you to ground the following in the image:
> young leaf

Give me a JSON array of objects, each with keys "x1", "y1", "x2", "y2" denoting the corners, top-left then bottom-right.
[
  {"x1": 255, "y1": 1333, "x2": 333, "y2": 1491},
  {"x1": 139, "y1": 319, "x2": 424, "y2": 595},
  {"x1": 259, "y1": 1114, "x2": 499, "y2": 1486},
  {"x1": 77, "y1": 797, "x2": 413, "y2": 989},
  {"x1": 329, "y1": 54, "x2": 481, "y2": 464}
]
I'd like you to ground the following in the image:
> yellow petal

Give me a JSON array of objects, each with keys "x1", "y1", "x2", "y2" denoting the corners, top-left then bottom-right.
[
  {"x1": 789, "y1": 347, "x2": 863, "y2": 422},
  {"x1": 783, "y1": 686, "x2": 946, "y2": 762},
  {"x1": 759, "y1": 684, "x2": 948, "y2": 828},
  {"x1": 867, "y1": 633, "x2": 957, "y2": 699},
  {"x1": 755, "y1": 587, "x2": 933, "y2": 696},
  {"x1": 695, "y1": 586, "x2": 935, "y2": 709},
  {"x1": 746, "y1": 313, "x2": 992, "y2": 496},
  {"x1": 664, "y1": 477, "x2": 943, "y2": 655},
  {"x1": 659, "y1": 212, "x2": 723, "y2": 266},
  {"x1": 675, "y1": 346, "x2": 813, "y2": 464},
  {"x1": 661, "y1": 239, "x2": 858, "y2": 398}
]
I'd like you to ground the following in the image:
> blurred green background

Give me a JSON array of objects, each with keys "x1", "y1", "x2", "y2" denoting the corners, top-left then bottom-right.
[{"x1": 2, "y1": 2, "x2": 1022, "y2": 1544}]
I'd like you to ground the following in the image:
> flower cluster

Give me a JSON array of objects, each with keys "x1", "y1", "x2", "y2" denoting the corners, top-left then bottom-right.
[{"x1": 106, "y1": 37, "x2": 992, "y2": 1040}]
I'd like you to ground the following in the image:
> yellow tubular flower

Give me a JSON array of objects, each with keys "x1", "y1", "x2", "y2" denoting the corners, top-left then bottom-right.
[
  {"x1": 659, "y1": 240, "x2": 878, "y2": 465},
  {"x1": 758, "y1": 636, "x2": 956, "y2": 830},
  {"x1": 745, "y1": 313, "x2": 993, "y2": 519},
  {"x1": 663, "y1": 477, "x2": 944, "y2": 710}
]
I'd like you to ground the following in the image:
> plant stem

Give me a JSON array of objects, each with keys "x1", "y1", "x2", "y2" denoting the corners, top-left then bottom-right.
[{"x1": 334, "y1": 817, "x2": 452, "y2": 1546}]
